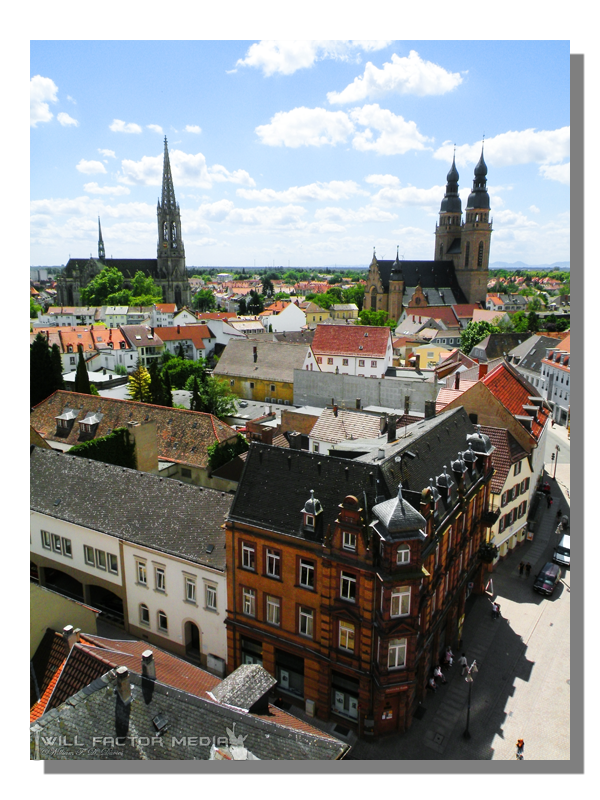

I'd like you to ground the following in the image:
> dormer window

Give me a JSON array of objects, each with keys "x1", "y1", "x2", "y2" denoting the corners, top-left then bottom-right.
[
  {"x1": 396, "y1": 544, "x2": 410, "y2": 564},
  {"x1": 305, "y1": 515, "x2": 314, "y2": 529},
  {"x1": 342, "y1": 531, "x2": 357, "y2": 551}
]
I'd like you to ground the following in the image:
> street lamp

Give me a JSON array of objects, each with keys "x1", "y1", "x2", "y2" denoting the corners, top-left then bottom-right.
[
  {"x1": 553, "y1": 444, "x2": 560, "y2": 480},
  {"x1": 463, "y1": 659, "x2": 479, "y2": 740}
]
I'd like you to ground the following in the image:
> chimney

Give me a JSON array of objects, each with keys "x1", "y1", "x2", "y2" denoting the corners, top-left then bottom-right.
[
  {"x1": 115, "y1": 666, "x2": 132, "y2": 705},
  {"x1": 253, "y1": 346, "x2": 257, "y2": 363},
  {"x1": 404, "y1": 395, "x2": 410, "y2": 415},
  {"x1": 141, "y1": 649, "x2": 156, "y2": 680},
  {"x1": 333, "y1": 405, "x2": 338, "y2": 417},
  {"x1": 387, "y1": 414, "x2": 397, "y2": 443},
  {"x1": 478, "y1": 362, "x2": 488, "y2": 379},
  {"x1": 414, "y1": 354, "x2": 421, "y2": 371},
  {"x1": 454, "y1": 372, "x2": 460, "y2": 390},
  {"x1": 380, "y1": 416, "x2": 387, "y2": 434},
  {"x1": 356, "y1": 398, "x2": 361, "y2": 410},
  {"x1": 177, "y1": 324, "x2": 180, "y2": 334},
  {"x1": 62, "y1": 625, "x2": 80, "y2": 650},
  {"x1": 150, "y1": 326, "x2": 155, "y2": 337},
  {"x1": 424, "y1": 400, "x2": 436, "y2": 419}
]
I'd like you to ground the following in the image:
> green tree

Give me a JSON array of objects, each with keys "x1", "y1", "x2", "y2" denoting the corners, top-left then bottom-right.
[
  {"x1": 342, "y1": 285, "x2": 365, "y2": 311},
  {"x1": 162, "y1": 368, "x2": 173, "y2": 407},
  {"x1": 261, "y1": 277, "x2": 274, "y2": 297},
  {"x1": 357, "y1": 309, "x2": 396, "y2": 329},
  {"x1": 50, "y1": 343, "x2": 65, "y2": 392},
  {"x1": 177, "y1": 343, "x2": 185, "y2": 360},
  {"x1": 556, "y1": 317, "x2": 570, "y2": 332},
  {"x1": 238, "y1": 297, "x2": 248, "y2": 315},
  {"x1": 247, "y1": 290, "x2": 264, "y2": 315},
  {"x1": 131, "y1": 270, "x2": 162, "y2": 301},
  {"x1": 127, "y1": 364, "x2": 152, "y2": 402},
  {"x1": 200, "y1": 376, "x2": 238, "y2": 419},
  {"x1": 74, "y1": 344, "x2": 92, "y2": 395},
  {"x1": 190, "y1": 375, "x2": 202, "y2": 412},
  {"x1": 207, "y1": 433, "x2": 249, "y2": 470},
  {"x1": 89, "y1": 384, "x2": 100, "y2": 396},
  {"x1": 30, "y1": 332, "x2": 55, "y2": 407},
  {"x1": 192, "y1": 288, "x2": 217, "y2": 312},
  {"x1": 30, "y1": 297, "x2": 42, "y2": 318},
  {"x1": 460, "y1": 321, "x2": 501, "y2": 354},
  {"x1": 527, "y1": 296, "x2": 543, "y2": 312},
  {"x1": 162, "y1": 356, "x2": 207, "y2": 390},
  {"x1": 527, "y1": 311, "x2": 540, "y2": 332},
  {"x1": 80, "y1": 266, "x2": 124, "y2": 305},
  {"x1": 148, "y1": 360, "x2": 169, "y2": 406},
  {"x1": 510, "y1": 311, "x2": 530, "y2": 333}
]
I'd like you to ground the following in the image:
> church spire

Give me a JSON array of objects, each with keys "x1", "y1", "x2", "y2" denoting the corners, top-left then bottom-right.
[
  {"x1": 439, "y1": 150, "x2": 461, "y2": 214},
  {"x1": 98, "y1": 216, "x2": 105, "y2": 260},
  {"x1": 160, "y1": 136, "x2": 178, "y2": 212},
  {"x1": 466, "y1": 143, "x2": 490, "y2": 210}
]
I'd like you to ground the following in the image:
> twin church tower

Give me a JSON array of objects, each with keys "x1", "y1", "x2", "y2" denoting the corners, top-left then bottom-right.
[{"x1": 57, "y1": 138, "x2": 191, "y2": 307}]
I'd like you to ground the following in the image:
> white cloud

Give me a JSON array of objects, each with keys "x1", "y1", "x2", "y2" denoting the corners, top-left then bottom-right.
[
  {"x1": 529, "y1": 205, "x2": 540, "y2": 214},
  {"x1": 371, "y1": 183, "x2": 445, "y2": 209},
  {"x1": 256, "y1": 107, "x2": 355, "y2": 148},
  {"x1": 83, "y1": 182, "x2": 131, "y2": 196},
  {"x1": 57, "y1": 112, "x2": 79, "y2": 127},
  {"x1": 67, "y1": 95, "x2": 76, "y2": 104},
  {"x1": 119, "y1": 149, "x2": 255, "y2": 188},
  {"x1": 76, "y1": 159, "x2": 107, "y2": 175},
  {"x1": 539, "y1": 162, "x2": 570, "y2": 184},
  {"x1": 315, "y1": 205, "x2": 398, "y2": 224},
  {"x1": 185, "y1": 125, "x2": 202, "y2": 134},
  {"x1": 147, "y1": 124, "x2": 163, "y2": 134},
  {"x1": 328, "y1": 51, "x2": 463, "y2": 104},
  {"x1": 98, "y1": 149, "x2": 116, "y2": 158},
  {"x1": 235, "y1": 40, "x2": 392, "y2": 76},
  {"x1": 110, "y1": 119, "x2": 142, "y2": 134},
  {"x1": 237, "y1": 180, "x2": 366, "y2": 204},
  {"x1": 435, "y1": 127, "x2": 570, "y2": 168},
  {"x1": 30, "y1": 75, "x2": 58, "y2": 127},
  {"x1": 365, "y1": 174, "x2": 401, "y2": 187},
  {"x1": 195, "y1": 200, "x2": 235, "y2": 222},
  {"x1": 226, "y1": 204, "x2": 307, "y2": 229},
  {"x1": 349, "y1": 105, "x2": 432, "y2": 155}
]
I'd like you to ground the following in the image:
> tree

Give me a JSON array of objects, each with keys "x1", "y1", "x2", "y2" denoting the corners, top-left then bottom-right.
[
  {"x1": 247, "y1": 290, "x2": 264, "y2": 315},
  {"x1": 527, "y1": 296, "x2": 543, "y2": 312},
  {"x1": 162, "y1": 368, "x2": 173, "y2": 407},
  {"x1": 190, "y1": 375, "x2": 202, "y2": 412},
  {"x1": 30, "y1": 332, "x2": 56, "y2": 407},
  {"x1": 527, "y1": 311, "x2": 540, "y2": 332},
  {"x1": 127, "y1": 364, "x2": 152, "y2": 402},
  {"x1": 510, "y1": 311, "x2": 530, "y2": 333},
  {"x1": 162, "y1": 355, "x2": 207, "y2": 390},
  {"x1": 131, "y1": 270, "x2": 162, "y2": 302},
  {"x1": 192, "y1": 288, "x2": 217, "y2": 312},
  {"x1": 74, "y1": 344, "x2": 92, "y2": 395},
  {"x1": 30, "y1": 297, "x2": 42, "y2": 318},
  {"x1": 177, "y1": 343, "x2": 185, "y2": 360},
  {"x1": 199, "y1": 376, "x2": 239, "y2": 419},
  {"x1": 238, "y1": 297, "x2": 248, "y2": 315},
  {"x1": 90, "y1": 384, "x2": 100, "y2": 396},
  {"x1": 80, "y1": 266, "x2": 124, "y2": 306},
  {"x1": 148, "y1": 360, "x2": 169, "y2": 406},
  {"x1": 357, "y1": 308, "x2": 396, "y2": 329},
  {"x1": 261, "y1": 277, "x2": 274, "y2": 297},
  {"x1": 460, "y1": 321, "x2": 501, "y2": 355},
  {"x1": 50, "y1": 344, "x2": 65, "y2": 392}
]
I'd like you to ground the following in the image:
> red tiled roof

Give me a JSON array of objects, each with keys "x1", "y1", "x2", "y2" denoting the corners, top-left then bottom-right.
[
  {"x1": 311, "y1": 324, "x2": 391, "y2": 358},
  {"x1": 481, "y1": 425, "x2": 529, "y2": 494},
  {"x1": 197, "y1": 312, "x2": 237, "y2": 321},
  {"x1": 416, "y1": 306, "x2": 459, "y2": 327},
  {"x1": 154, "y1": 325, "x2": 214, "y2": 349},
  {"x1": 482, "y1": 362, "x2": 550, "y2": 441},
  {"x1": 155, "y1": 303, "x2": 177, "y2": 313}
]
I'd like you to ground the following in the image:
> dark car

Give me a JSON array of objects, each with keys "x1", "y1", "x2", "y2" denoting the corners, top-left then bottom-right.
[{"x1": 533, "y1": 562, "x2": 562, "y2": 596}]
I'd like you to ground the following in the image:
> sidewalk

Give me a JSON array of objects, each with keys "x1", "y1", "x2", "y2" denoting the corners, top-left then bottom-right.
[{"x1": 350, "y1": 463, "x2": 570, "y2": 761}]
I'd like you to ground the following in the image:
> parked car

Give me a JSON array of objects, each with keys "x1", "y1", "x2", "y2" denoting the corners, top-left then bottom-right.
[
  {"x1": 533, "y1": 562, "x2": 562, "y2": 595},
  {"x1": 553, "y1": 534, "x2": 570, "y2": 569},
  {"x1": 238, "y1": 401, "x2": 248, "y2": 408}
]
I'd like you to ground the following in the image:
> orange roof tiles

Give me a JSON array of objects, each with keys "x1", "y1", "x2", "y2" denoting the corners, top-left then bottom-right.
[
  {"x1": 481, "y1": 362, "x2": 550, "y2": 441},
  {"x1": 154, "y1": 325, "x2": 214, "y2": 349},
  {"x1": 311, "y1": 324, "x2": 391, "y2": 358}
]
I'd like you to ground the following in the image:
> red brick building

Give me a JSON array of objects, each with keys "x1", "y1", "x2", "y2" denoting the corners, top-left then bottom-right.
[{"x1": 225, "y1": 407, "x2": 494, "y2": 736}]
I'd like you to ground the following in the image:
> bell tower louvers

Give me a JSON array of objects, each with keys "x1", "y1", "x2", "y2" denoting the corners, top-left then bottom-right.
[{"x1": 156, "y1": 137, "x2": 191, "y2": 307}]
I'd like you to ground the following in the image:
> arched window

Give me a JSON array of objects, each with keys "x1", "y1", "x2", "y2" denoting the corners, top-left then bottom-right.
[
  {"x1": 439, "y1": 244, "x2": 444, "y2": 259},
  {"x1": 157, "y1": 610, "x2": 168, "y2": 633},
  {"x1": 388, "y1": 638, "x2": 407, "y2": 669},
  {"x1": 478, "y1": 241, "x2": 484, "y2": 267},
  {"x1": 370, "y1": 287, "x2": 377, "y2": 310},
  {"x1": 171, "y1": 222, "x2": 177, "y2": 241},
  {"x1": 464, "y1": 242, "x2": 470, "y2": 268},
  {"x1": 163, "y1": 221, "x2": 168, "y2": 241},
  {"x1": 139, "y1": 604, "x2": 150, "y2": 626}
]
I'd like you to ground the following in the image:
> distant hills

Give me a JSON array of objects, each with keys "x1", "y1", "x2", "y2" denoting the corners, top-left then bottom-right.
[{"x1": 489, "y1": 261, "x2": 570, "y2": 271}]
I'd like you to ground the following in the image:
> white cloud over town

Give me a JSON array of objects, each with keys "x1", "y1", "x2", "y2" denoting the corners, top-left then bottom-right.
[
  {"x1": 76, "y1": 159, "x2": 107, "y2": 175},
  {"x1": 30, "y1": 75, "x2": 58, "y2": 127},
  {"x1": 236, "y1": 180, "x2": 366, "y2": 204},
  {"x1": 327, "y1": 51, "x2": 463, "y2": 104},
  {"x1": 119, "y1": 149, "x2": 256, "y2": 188},
  {"x1": 57, "y1": 112, "x2": 79, "y2": 127},
  {"x1": 147, "y1": 124, "x2": 163, "y2": 134},
  {"x1": 234, "y1": 40, "x2": 392, "y2": 76},
  {"x1": 539, "y1": 162, "x2": 570, "y2": 184},
  {"x1": 185, "y1": 125, "x2": 202, "y2": 134},
  {"x1": 83, "y1": 182, "x2": 131, "y2": 196},
  {"x1": 109, "y1": 119, "x2": 143, "y2": 134},
  {"x1": 98, "y1": 149, "x2": 116, "y2": 158},
  {"x1": 435, "y1": 127, "x2": 570, "y2": 168}
]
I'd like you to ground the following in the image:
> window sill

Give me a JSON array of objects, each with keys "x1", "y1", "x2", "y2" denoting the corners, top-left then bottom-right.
[
  {"x1": 136, "y1": 582, "x2": 148, "y2": 589},
  {"x1": 204, "y1": 606, "x2": 219, "y2": 614},
  {"x1": 184, "y1": 599, "x2": 198, "y2": 607},
  {"x1": 263, "y1": 574, "x2": 282, "y2": 582},
  {"x1": 154, "y1": 589, "x2": 168, "y2": 596}
]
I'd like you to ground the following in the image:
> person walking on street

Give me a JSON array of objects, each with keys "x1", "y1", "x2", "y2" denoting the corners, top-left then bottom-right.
[
  {"x1": 444, "y1": 647, "x2": 454, "y2": 668},
  {"x1": 516, "y1": 738, "x2": 525, "y2": 760},
  {"x1": 433, "y1": 665, "x2": 447, "y2": 684},
  {"x1": 525, "y1": 563, "x2": 532, "y2": 577},
  {"x1": 428, "y1": 677, "x2": 437, "y2": 692},
  {"x1": 519, "y1": 561, "x2": 525, "y2": 575},
  {"x1": 547, "y1": 494, "x2": 553, "y2": 509},
  {"x1": 459, "y1": 653, "x2": 468, "y2": 675}
]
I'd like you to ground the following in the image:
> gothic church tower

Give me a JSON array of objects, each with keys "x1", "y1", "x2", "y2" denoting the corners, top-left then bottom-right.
[{"x1": 156, "y1": 137, "x2": 191, "y2": 307}]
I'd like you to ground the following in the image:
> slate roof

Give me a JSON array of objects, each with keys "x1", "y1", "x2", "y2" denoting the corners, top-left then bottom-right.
[
  {"x1": 371, "y1": 487, "x2": 427, "y2": 539},
  {"x1": 508, "y1": 334, "x2": 559, "y2": 374},
  {"x1": 30, "y1": 447, "x2": 231, "y2": 569},
  {"x1": 30, "y1": 390, "x2": 236, "y2": 469},
  {"x1": 31, "y1": 670, "x2": 349, "y2": 760},
  {"x1": 373, "y1": 259, "x2": 468, "y2": 303},
  {"x1": 229, "y1": 444, "x2": 387, "y2": 540},
  {"x1": 213, "y1": 339, "x2": 308, "y2": 384},
  {"x1": 311, "y1": 324, "x2": 391, "y2": 358},
  {"x1": 209, "y1": 664, "x2": 277, "y2": 711},
  {"x1": 310, "y1": 408, "x2": 384, "y2": 445},
  {"x1": 480, "y1": 425, "x2": 529, "y2": 494},
  {"x1": 469, "y1": 332, "x2": 531, "y2": 362}
]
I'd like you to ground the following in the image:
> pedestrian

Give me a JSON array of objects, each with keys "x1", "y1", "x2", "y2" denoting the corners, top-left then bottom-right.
[
  {"x1": 556, "y1": 508, "x2": 562, "y2": 520},
  {"x1": 547, "y1": 494, "x2": 552, "y2": 508},
  {"x1": 433, "y1": 665, "x2": 447, "y2": 684},
  {"x1": 459, "y1": 652, "x2": 468, "y2": 675},
  {"x1": 427, "y1": 677, "x2": 437, "y2": 692},
  {"x1": 516, "y1": 738, "x2": 525, "y2": 759},
  {"x1": 444, "y1": 647, "x2": 454, "y2": 668},
  {"x1": 519, "y1": 561, "x2": 525, "y2": 575},
  {"x1": 525, "y1": 563, "x2": 532, "y2": 577}
]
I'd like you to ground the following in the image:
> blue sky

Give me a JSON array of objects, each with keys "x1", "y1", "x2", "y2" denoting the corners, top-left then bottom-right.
[{"x1": 30, "y1": 40, "x2": 570, "y2": 268}]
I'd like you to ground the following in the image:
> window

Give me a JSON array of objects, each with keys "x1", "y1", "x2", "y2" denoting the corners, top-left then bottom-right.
[
  {"x1": 242, "y1": 542, "x2": 256, "y2": 570},
  {"x1": 342, "y1": 359, "x2": 349, "y2": 366},
  {"x1": 396, "y1": 544, "x2": 410, "y2": 564},
  {"x1": 155, "y1": 567, "x2": 166, "y2": 592},
  {"x1": 139, "y1": 604, "x2": 150, "y2": 626},
  {"x1": 205, "y1": 584, "x2": 217, "y2": 611},
  {"x1": 270, "y1": 385, "x2": 275, "y2": 392},
  {"x1": 305, "y1": 514, "x2": 314, "y2": 529},
  {"x1": 299, "y1": 607, "x2": 314, "y2": 638},
  {"x1": 41, "y1": 530, "x2": 51, "y2": 550},
  {"x1": 342, "y1": 531, "x2": 357, "y2": 551},
  {"x1": 181, "y1": 467, "x2": 192, "y2": 478},
  {"x1": 518, "y1": 500, "x2": 528, "y2": 519},
  {"x1": 51, "y1": 534, "x2": 62, "y2": 554},
  {"x1": 499, "y1": 515, "x2": 506, "y2": 533},
  {"x1": 249, "y1": 382, "x2": 255, "y2": 389},
  {"x1": 157, "y1": 611, "x2": 168, "y2": 633},
  {"x1": 266, "y1": 596, "x2": 281, "y2": 626},
  {"x1": 84, "y1": 545, "x2": 95, "y2": 565},
  {"x1": 137, "y1": 561, "x2": 147, "y2": 585},
  {"x1": 327, "y1": 357, "x2": 334, "y2": 365},
  {"x1": 313, "y1": 443, "x2": 319, "y2": 453},
  {"x1": 95, "y1": 549, "x2": 106, "y2": 571},
  {"x1": 339, "y1": 621, "x2": 355, "y2": 651},
  {"x1": 242, "y1": 587, "x2": 256, "y2": 617},
  {"x1": 185, "y1": 576, "x2": 196, "y2": 603},
  {"x1": 501, "y1": 491, "x2": 508, "y2": 507},
  {"x1": 300, "y1": 560, "x2": 315, "y2": 589},
  {"x1": 340, "y1": 571, "x2": 357, "y2": 602},
  {"x1": 390, "y1": 586, "x2": 411, "y2": 617},
  {"x1": 388, "y1": 638, "x2": 407, "y2": 669},
  {"x1": 317, "y1": 357, "x2": 322, "y2": 364},
  {"x1": 520, "y1": 477, "x2": 530, "y2": 493},
  {"x1": 266, "y1": 549, "x2": 281, "y2": 578},
  {"x1": 370, "y1": 360, "x2": 377, "y2": 368},
  {"x1": 108, "y1": 553, "x2": 118, "y2": 574},
  {"x1": 514, "y1": 461, "x2": 522, "y2": 476}
]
